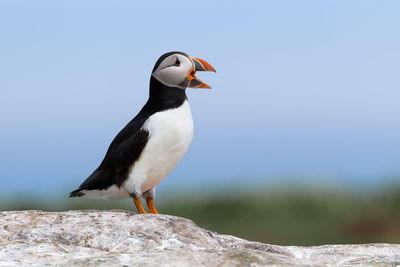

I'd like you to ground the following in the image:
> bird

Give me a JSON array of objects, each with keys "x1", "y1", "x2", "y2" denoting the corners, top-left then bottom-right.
[{"x1": 69, "y1": 51, "x2": 216, "y2": 214}]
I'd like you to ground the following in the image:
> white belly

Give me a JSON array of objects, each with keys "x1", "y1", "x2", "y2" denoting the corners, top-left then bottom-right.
[{"x1": 124, "y1": 100, "x2": 194, "y2": 195}]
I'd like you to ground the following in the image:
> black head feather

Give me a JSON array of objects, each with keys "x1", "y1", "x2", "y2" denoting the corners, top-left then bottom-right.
[{"x1": 152, "y1": 51, "x2": 188, "y2": 73}]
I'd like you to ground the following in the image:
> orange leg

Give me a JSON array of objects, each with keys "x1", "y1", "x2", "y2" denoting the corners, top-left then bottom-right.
[
  {"x1": 133, "y1": 198, "x2": 147, "y2": 214},
  {"x1": 146, "y1": 198, "x2": 158, "y2": 214}
]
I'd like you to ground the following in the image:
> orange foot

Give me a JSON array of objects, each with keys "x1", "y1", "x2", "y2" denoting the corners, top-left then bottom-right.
[
  {"x1": 133, "y1": 198, "x2": 147, "y2": 214},
  {"x1": 146, "y1": 198, "x2": 158, "y2": 214}
]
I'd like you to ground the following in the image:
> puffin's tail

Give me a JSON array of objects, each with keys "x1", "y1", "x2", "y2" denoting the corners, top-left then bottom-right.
[
  {"x1": 69, "y1": 189, "x2": 85, "y2": 198},
  {"x1": 69, "y1": 169, "x2": 105, "y2": 198}
]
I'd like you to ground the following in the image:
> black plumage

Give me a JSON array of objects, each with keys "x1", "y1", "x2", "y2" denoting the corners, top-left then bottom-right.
[{"x1": 69, "y1": 76, "x2": 187, "y2": 197}]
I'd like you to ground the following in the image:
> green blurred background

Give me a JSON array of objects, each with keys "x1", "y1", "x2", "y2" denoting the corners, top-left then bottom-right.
[{"x1": 2, "y1": 182, "x2": 399, "y2": 246}]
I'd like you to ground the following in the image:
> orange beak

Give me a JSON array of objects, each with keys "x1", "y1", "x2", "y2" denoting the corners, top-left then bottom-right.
[{"x1": 187, "y1": 57, "x2": 216, "y2": 89}]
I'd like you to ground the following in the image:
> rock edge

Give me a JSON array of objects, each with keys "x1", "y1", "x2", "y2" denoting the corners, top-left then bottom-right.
[{"x1": 0, "y1": 210, "x2": 399, "y2": 266}]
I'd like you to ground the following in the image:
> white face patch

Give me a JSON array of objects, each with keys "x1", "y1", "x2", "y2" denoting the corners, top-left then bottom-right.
[{"x1": 151, "y1": 54, "x2": 194, "y2": 89}]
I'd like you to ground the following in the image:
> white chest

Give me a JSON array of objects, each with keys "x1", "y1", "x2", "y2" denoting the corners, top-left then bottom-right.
[{"x1": 125, "y1": 100, "x2": 194, "y2": 194}]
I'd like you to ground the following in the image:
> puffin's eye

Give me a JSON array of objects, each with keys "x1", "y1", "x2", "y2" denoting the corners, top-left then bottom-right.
[{"x1": 174, "y1": 58, "x2": 180, "y2": 66}]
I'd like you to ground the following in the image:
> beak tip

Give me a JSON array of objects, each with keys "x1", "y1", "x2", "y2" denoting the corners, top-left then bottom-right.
[
  {"x1": 190, "y1": 56, "x2": 215, "y2": 88},
  {"x1": 198, "y1": 83, "x2": 211, "y2": 89}
]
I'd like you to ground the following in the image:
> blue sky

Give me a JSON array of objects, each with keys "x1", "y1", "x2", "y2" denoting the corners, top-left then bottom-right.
[{"x1": 1, "y1": 1, "x2": 400, "y2": 195}]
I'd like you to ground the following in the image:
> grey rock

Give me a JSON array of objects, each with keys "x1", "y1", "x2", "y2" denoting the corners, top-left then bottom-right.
[{"x1": 0, "y1": 210, "x2": 399, "y2": 266}]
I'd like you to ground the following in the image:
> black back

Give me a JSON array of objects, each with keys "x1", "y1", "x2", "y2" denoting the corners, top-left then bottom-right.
[{"x1": 69, "y1": 76, "x2": 187, "y2": 197}]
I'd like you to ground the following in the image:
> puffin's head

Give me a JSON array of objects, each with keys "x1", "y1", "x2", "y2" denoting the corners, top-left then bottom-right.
[{"x1": 151, "y1": 51, "x2": 216, "y2": 89}]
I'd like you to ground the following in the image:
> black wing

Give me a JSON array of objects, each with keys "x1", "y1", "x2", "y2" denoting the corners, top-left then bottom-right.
[{"x1": 69, "y1": 116, "x2": 150, "y2": 197}]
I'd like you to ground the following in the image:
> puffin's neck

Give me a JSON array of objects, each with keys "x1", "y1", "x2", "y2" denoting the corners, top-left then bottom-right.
[{"x1": 147, "y1": 76, "x2": 187, "y2": 110}]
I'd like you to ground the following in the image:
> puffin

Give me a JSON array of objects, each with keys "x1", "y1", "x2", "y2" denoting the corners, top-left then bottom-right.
[{"x1": 69, "y1": 51, "x2": 216, "y2": 214}]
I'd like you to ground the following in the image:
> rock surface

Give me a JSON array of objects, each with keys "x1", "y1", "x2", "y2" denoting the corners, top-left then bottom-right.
[{"x1": 0, "y1": 210, "x2": 399, "y2": 266}]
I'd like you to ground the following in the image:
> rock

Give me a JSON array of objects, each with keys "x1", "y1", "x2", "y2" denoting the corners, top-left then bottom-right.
[{"x1": 0, "y1": 210, "x2": 399, "y2": 266}]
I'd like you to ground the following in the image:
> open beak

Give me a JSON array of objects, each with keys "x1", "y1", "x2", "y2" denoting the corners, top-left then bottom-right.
[{"x1": 187, "y1": 57, "x2": 216, "y2": 89}]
